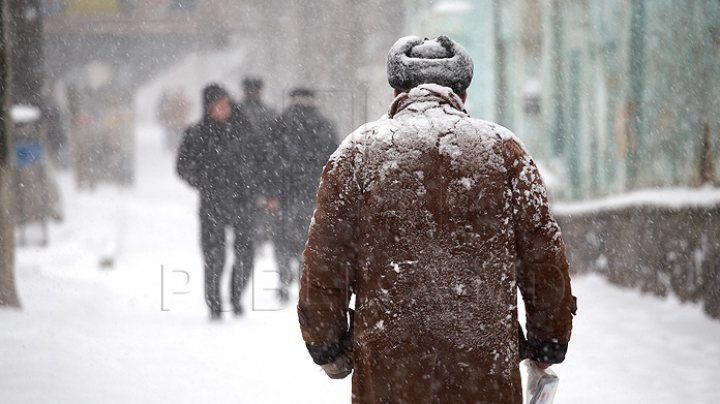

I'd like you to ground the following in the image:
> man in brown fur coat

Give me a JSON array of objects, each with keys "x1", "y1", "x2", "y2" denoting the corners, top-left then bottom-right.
[{"x1": 298, "y1": 35, "x2": 576, "y2": 404}]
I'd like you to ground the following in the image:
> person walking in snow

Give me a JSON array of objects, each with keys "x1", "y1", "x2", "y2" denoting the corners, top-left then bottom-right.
[
  {"x1": 176, "y1": 84, "x2": 256, "y2": 319},
  {"x1": 233, "y1": 77, "x2": 281, "y2": 246},
  {"x1": 297, "y1": 35, "x2": 576, "y2": 403},
  {"x1": 273, "y1": 87, "x2": 338, "y2": 302}
]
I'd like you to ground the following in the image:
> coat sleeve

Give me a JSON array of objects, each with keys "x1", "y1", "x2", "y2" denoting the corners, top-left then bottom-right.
[
  {"x1": 298, "y1": 141, "x2": 360, "y2": 350},
  {"x1": 506, "y1": 139, "x2": 575, "y2": 364},
  {"x1": 228, "y1": 107, "x2": 257, "y2": 191},
  {"x1": 264, "y1": 117, "x2": 286, "y2": 198},
  {"x1": 176, "y1": 127, "x2": 201, "y2": 188}
]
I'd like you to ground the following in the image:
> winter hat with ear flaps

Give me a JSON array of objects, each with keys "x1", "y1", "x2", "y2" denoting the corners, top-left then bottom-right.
[{"x1": 387, "y1": 35, "x2": 474, "y2": 95}]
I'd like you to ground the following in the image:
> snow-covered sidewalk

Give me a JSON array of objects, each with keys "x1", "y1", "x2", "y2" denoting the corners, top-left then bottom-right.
[{"x1": 2, "y1": 126, "x2": 719, "y2": 403}]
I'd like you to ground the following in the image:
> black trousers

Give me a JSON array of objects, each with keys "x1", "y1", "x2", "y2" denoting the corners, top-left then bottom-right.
[
  {"x1": 200, "y1": 203, "x2": 254, "y2": 314},
  {"x1": 272, "y1": 199, "x2": 314, "y2": 288},
  {"x1": 274, "y1": 229, "x2": 305, "y2": 287}
]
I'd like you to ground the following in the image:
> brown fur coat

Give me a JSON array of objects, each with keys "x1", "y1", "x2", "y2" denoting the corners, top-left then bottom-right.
[{"x1": 299, "y1": 84, "x2": 574, "y2": 404}]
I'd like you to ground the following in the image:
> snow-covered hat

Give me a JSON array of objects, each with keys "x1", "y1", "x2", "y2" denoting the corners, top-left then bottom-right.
[{"x1": 387, "y1": 35, "x2": 474, "y2": 95}]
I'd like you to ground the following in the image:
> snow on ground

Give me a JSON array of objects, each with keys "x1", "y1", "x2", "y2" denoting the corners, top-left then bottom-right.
[{"x1": 1, "y1": 125, "x2": 719, "y2": 404}]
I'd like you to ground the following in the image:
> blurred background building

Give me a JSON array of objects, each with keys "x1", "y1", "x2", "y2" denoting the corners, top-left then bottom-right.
[
  {"x1": 43, "y1": 0, "x2": 404, "y2": 156},
  {"x1": 407, "y1": 0, "x2": 720, "y2": 201}
]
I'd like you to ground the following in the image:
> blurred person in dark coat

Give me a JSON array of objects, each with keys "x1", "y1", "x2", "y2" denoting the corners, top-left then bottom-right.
[
  {"x1": 176, "y1": 83, "x2": 257, "y2": 319},
  {"x1": 234, "y1": 77, "x2": 282, "y2": 245},
  {"x1": 273, "y1": 88, "x2": 338, "y2": 302}
]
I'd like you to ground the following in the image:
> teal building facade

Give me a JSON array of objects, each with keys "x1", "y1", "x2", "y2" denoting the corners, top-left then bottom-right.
[{"x1": 405, "y1": 0, "x2": 720, "y2": 200}]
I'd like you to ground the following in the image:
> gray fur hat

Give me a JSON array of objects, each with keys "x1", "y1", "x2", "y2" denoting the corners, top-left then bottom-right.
[{"x1": 387, "y1": 35, "x2": 474, "y2": 95}]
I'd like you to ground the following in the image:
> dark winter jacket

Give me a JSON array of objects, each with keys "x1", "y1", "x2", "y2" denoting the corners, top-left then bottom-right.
[
  {"x1": 274, "y1": 103, "x2": 338, "y2": 239},
  {"x1": 235, "y1": 98, "x2": 280, "y2": 197},
  {"x1": 176, "y1": 85, "x2": 256, "y2": 219},
  {"x1": 298, "y1": 84, "x2": 574, "y2": 404}
]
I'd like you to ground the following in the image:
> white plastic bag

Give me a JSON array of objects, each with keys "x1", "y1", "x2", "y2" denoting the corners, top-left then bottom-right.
[{"x1": 525, "y1": 360, "x2": 559, "y2": 404}]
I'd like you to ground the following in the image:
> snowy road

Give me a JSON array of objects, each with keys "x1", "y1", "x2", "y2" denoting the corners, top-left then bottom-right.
[{"x1": 2, "y1": 126, "x2": 719, "y2": 403}]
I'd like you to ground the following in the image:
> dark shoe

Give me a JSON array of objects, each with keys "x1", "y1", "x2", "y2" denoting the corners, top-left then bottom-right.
[
  {"x1": 233, "y1": 306, "x2": 244, "y2": 317},
  {"x1": 210, "y1": 311, "x2": 223, "y2": 321}
]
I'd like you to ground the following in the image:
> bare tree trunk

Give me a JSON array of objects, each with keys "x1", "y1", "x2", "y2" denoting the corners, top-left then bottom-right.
[
  {"x1": 700, "y1": 122, "x2": 715, "y2": 186},
  {"x1": 0, "y1": 0, "x2": 21, "y2": 308}
]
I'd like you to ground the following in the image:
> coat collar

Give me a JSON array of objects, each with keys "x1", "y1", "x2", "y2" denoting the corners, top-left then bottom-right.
[{"x1": 388, "y1": 84, "x2": 468, "y2": 118}]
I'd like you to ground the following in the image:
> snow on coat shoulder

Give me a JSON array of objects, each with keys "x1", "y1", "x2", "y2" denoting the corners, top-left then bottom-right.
[{"x1": 331, "y1": 83, "x2": 527, "y2": 168}]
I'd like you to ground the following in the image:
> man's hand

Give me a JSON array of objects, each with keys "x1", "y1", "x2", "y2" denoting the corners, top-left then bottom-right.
[{"x1": 320, "y1": 354, "x2": 353, "y2": 379}]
